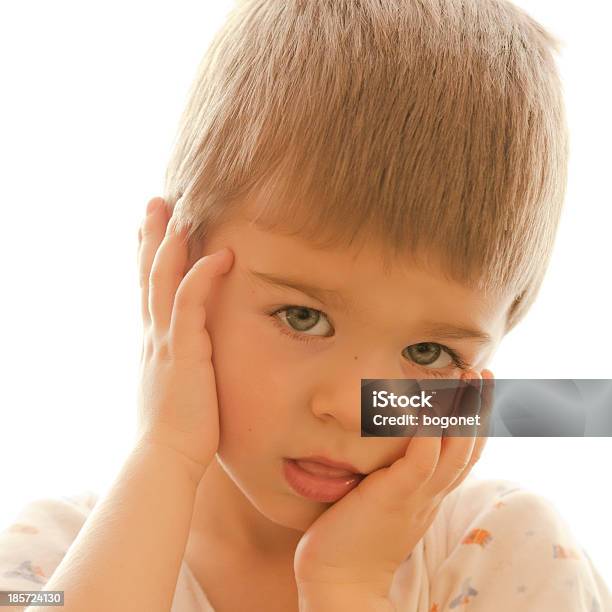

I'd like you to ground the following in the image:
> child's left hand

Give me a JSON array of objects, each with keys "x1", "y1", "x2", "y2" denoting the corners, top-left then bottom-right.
[{"x1": 294, "y1": 370, "x2": 494, "y2": 609}]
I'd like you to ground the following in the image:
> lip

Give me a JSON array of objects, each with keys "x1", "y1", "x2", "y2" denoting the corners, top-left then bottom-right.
[
  {"x1": 282, "y1": 458, "x2": 365, "y2": 503},
  {"x1": 291, "y1": 455, "x2": 363, "y2": 475}
]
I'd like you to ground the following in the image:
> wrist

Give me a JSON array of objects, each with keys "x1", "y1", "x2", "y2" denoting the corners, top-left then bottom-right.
[
  {"x1": 134, "y1": 434, "x2": 210, "y2": 488},
  {"x1": 297, "y1": 584, "x2": 396, "y2": 612}
]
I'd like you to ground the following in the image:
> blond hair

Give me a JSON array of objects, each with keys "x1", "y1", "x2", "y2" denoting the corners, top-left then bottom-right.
[{"x1": 163, "y1": 0, "x2": 568, "y2": 334}]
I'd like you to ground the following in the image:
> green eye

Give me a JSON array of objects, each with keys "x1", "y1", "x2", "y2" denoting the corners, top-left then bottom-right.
[
  {"x1": 283, "y1": 307, "x2": 321, "y2": 332},
  {"x1": 403, "y1": 343, "x2": 453, "y2": 368},
  {"x1": 270, "y1": 307, "x2": 470, "y2": 372},
  {"x1": 272, "y1": 306, "x2": 333, "y2": 340}
]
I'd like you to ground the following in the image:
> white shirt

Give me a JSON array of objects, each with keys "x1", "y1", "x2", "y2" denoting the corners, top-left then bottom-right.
[{"x1": 1, "y1": 477, "x2": 610, "y2": 611}]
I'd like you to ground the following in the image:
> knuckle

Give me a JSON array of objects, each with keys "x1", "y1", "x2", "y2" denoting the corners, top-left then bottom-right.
[
  {"x1": 141, "y1": 217, "x2": 161, "y2": 239},
  {"x1": 152, "y1": 335, "x2": 171, "y2": 362},
  {"x1": 140, "y1": 219, "x2": 154, "y2": 237}
]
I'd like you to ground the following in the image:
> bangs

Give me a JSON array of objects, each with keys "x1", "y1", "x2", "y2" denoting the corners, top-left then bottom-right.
[{"x1": 166, "y1": 0, "x2": 568, "y2": 334}]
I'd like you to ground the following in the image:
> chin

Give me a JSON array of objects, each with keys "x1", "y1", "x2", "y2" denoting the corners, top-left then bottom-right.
[
  {"x1": 217, "y1": 454, "x2": 332, "y2": 532},
  {"x1": 250, "y1": 488, "x2": 335, "y2": 533}
]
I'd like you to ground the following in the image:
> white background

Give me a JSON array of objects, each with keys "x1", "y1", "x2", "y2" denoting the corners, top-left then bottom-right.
[{"x1": 1, "y1": 0, "x2": 610, "y2": 590}]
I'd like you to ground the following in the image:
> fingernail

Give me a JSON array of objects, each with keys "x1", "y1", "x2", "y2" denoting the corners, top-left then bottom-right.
[
  {"x1": 463, "y1": 371, "x2": 483, "y2": 393},
  {"x1": 146, "y1": 198, "x2": 160, "y2": 215}
]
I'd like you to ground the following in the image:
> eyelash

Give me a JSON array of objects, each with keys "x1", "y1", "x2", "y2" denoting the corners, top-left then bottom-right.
[{"x1": 267, "y1": 305, "x2": 471, "y2": 375}]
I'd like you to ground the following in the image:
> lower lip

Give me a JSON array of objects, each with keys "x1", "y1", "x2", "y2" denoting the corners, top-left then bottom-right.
[{"x1": 282, "y1": 458, "x2": 364, "y2": 503}]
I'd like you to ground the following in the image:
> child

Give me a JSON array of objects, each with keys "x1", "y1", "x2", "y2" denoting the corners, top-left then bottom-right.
[{"x1": 1, "y1": 0, "x2": 610, "y2": 610}]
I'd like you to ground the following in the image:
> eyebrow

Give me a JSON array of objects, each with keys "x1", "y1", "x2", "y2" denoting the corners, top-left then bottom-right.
[
  {"x1": 416, "y1": 322, "x2": 492, "y2": 345},
  {"x1": 247, "y1": 269, "x2": 350, "y2": 309},
  {"x1": 246, "y1": 269, "x2": 493, "y2": 345}
]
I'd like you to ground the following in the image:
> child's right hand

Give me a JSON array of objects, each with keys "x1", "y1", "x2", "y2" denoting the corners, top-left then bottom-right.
[{"x1": 135, "y1": 196, "x2": 234, "y2": 484}]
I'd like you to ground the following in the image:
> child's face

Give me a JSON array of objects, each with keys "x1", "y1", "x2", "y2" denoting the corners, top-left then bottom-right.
[{"x1": 196, "y1": 199, "x2": 512, "y2": 531}]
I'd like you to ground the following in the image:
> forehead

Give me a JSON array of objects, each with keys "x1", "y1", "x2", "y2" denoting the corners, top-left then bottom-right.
[{"x1": 206, "y1": 200, "x2": 512, "y2": 345}]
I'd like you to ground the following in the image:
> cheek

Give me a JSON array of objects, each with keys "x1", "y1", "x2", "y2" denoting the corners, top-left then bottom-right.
[
  {"x1": 208, "y1": 309, "x2": 297, "y2": 452},
  {"x1": 374, "y1": 437, "x2": 413, "y2": 470}
]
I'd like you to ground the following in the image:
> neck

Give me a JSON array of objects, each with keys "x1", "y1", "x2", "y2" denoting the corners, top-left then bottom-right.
[{"x1": 188, "y1": 455, "x2": 303, "y2": 563}]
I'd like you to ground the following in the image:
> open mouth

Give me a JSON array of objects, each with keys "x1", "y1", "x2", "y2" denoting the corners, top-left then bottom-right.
[{"x1": 282, "y1": 458, "x2": 365, "y2": 503}]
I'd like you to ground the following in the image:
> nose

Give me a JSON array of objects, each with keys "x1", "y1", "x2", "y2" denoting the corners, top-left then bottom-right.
[{"x1": 310, "y1": 351, "x2": 405, "y2": 433}]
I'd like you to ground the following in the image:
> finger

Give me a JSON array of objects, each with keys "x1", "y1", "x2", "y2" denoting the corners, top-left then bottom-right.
[
  {"x1": 381, "y1": 398, "x2": 444, "y2": 498},
  {"x1": 148, "y1": 198, "x2": 190, "y2": 333},
  {"x1": 139, "y1": 197, "x2": 169, "y2": 327},
  {"x1": 472, "y1": 368, "x2": 495, "y2": 443},
  {"x1": 451, "y1": 370, "x2": 495, "y2": 489},
  {"x1": 446, "y1": 435, "x2": 489, "y2": 491},
  {"x1": 168, "y1": 247, "x2": 234, "y2": 361},
  {"x1": 444, "y1": 369, "x2": 496, "y2": 493},
  {"x1": 137, "y1": 225, "x2": 142, "y2": 264},
  {"x1": 424, "y1": 371, "x2": 482, "y2": 495}
]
